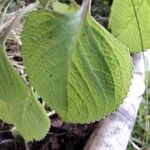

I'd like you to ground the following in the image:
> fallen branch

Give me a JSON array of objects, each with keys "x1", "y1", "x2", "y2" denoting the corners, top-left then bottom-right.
[{"x1": 84, "y1": 53, "x2": 145, "y2": 150}]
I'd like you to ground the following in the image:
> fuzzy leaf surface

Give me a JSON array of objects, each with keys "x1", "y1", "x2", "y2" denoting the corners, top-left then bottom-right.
[
  {"x1": 110, "y1": 0, "x2": 150, "y2": 53},
  {"x1": 0, "y1": 42, "x2": 50, "y2": 141},
  {"x1": 22, "y1": 2, "x2": 133, "y2": 123}
]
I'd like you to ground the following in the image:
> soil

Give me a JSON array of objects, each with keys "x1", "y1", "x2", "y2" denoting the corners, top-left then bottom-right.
[
  {"x1": 0, "y1": 0, "x2": 111, "y2": 149},
  {"x1": 0, "y1": 117, "x2": 98, "y2": 150}
]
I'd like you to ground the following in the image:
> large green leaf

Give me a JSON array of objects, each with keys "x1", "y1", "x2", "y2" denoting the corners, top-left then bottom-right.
[
  {"x1": 0, "y1": 32, "x2": 50, "y2": 140},
  {"x1": 109, "y1": 0, "x2": 150, "y2": 53},
  {"x1": 148, "y1": 71, "x2": 150, "y2": 88},
  {"x1": 22, "y1": 1, "x2": 133, "y2": 123}
]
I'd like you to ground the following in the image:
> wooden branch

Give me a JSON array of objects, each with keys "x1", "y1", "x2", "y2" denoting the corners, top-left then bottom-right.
[{"x1": 83, "y1": 53, "x2": 146, "y2": 150}]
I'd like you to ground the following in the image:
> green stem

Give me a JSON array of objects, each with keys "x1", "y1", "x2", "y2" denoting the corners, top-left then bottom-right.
[
  {"x1": 130, "y1": 0, "x2": 149, "y2": 146},
  {"x1": 130, "y1": 0, "x2": 143, "y2": 50}
]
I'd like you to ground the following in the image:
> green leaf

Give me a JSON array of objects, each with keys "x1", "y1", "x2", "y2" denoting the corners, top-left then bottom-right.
[
  {"x1": 52, "y1": 1, "x2": 78, "y2": 13},
  {"x1": 148, "y1": 71, "x2": 150, "y2": 88},
  {"x1": 39, "y1": 0, "x2": 49, "y2": 8},
  {"x1": 109, "y1": 0, "x2": 150, "y2": 53},
  {"x1": 0, "y1": 40, "x2": 50, "y2": 140},
  {"x1": 22, "y1": 1, "x2": 133, "y2": 123}
]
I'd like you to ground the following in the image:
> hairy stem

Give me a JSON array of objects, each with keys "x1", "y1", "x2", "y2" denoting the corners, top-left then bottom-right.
[{"x1": 80, "y1": 0, "x2": 92, "y2": 15}]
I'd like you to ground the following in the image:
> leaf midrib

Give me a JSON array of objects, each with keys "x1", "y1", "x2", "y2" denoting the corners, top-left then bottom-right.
[{"x1": 65, "y1": 11, "x2": 87, "y2": 115}]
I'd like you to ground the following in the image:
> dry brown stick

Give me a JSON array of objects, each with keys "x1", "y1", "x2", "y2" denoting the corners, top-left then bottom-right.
[
  {"x1": 0, "y1": 2, "x2": 38, "y2": 39},
  {"x1": 0, "y1": 2, "x2": 39, "y2": 83},
  {"x1": 83, "y1": 53, "x2": 145, "y2": 150}
]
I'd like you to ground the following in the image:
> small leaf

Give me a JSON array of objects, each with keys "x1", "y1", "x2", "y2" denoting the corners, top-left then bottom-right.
[
  {"x1": 109, "y1": 0, "x2": 150, "y2": 53},
  {"x1": 0, "y1": 38, "x2": 50, "y2": 140},
  {"x1": 52, "y1": 1, "x2": 78, "y2": 13},
  {"x1": 22, "y1": 1, "x2": 133, "y2": 123},
  {"x1": 39, "y1": 0, "x2": 49, "y2": 8}
]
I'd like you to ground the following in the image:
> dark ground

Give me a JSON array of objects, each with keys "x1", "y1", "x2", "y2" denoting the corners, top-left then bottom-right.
[{"x1": 0, "y1": 0, "x2": 112, "y2": 149}]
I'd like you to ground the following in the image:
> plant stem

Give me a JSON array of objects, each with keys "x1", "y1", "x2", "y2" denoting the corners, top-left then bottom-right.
[
  {"x1": 130, "y1": 0, "x2": 149, "y2": 147},
  {"x1": 80, "y1": 0, "x2": 92, "y2": 16}
]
